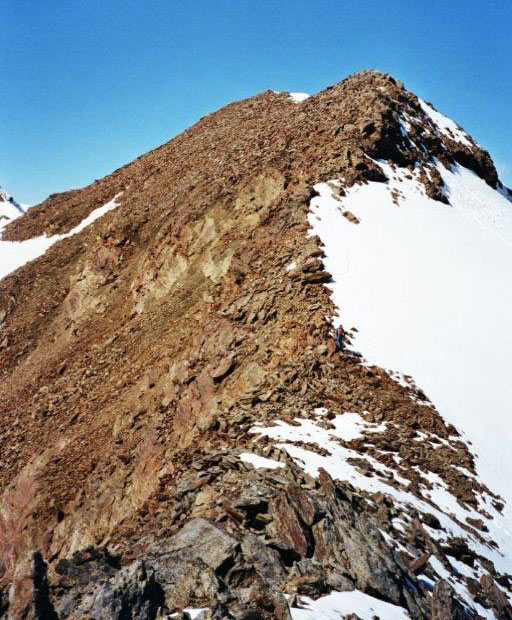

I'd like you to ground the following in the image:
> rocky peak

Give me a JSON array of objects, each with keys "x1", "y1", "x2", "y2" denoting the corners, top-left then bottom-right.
[{"x1": 0, "y1": 72, "x2": 510, "y2": 619}]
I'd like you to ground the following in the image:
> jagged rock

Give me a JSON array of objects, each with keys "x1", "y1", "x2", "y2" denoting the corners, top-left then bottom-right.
[
  {"x1": 422, "y1": 513, "x2": 442, "y2": 529},
  {"x1": 409, "y1": 552, "x2": 430, "y2": 574},
  {"x1": 431, "y1": 580, "x2": 474, "y2": 619},
  {"x1": 143, "y1": 554, "x2": 218, "y2": 613},
  {"x1": 287, "y1": 559, "x2": 327, "y2": 597},
  {"x1": 284, "y1": 482, "x2": 319, "y2": 527},
  {"x1": 53, "y1": 551, "x2": 218, "y2": 618},
  {"x1": 54, "y1": 552, "x2": 164, "y2": 619},
  {"x1": 300, "y1": 270, "x2": 332, "y2": 285},
  {"x1": 212, "y1": 357, "x2": 237, "y2": 383},
  {"x1": 149, "y1": 518, "x2": 239, "y2": 572},
  {"x1": 32, "y1": 552, "x2": 58, "y2": 620},
  {"x1": 50, "y1": 523, "x2": 238, "y2": 617},
  {"x1": 287, "y1": 267, "x2": 302, "y2": 280},
  {"x1": 475, "y1": 574, "x2": 512, "y2": 619},
  {"x1": 230, "y1": 578, "x2": 292, "y2": 620},
  {"x1": 269, "y1": 494, "x2": 310, "y2": 558},
  {"x1": 106, "y1": 562, "x2": 164, "y2": 620},
  {"x1": 301, "y1": 258, "x2": 324, "y2": 274},
  {"x1": 341, "y1": 210, "x2": 359, "y2": 224},
  {"x1": 55, "y1": 546, "x2": 120, "y2": 587},
  {"x1": 241, "y1": 536, "x2": 286, "y2": 585},
  {"x1": 313, "y1": 470, "x2": 428, "y2": 616},
  {"x1": 66, "y1": 561, "x2": 163, "y2": 620}
]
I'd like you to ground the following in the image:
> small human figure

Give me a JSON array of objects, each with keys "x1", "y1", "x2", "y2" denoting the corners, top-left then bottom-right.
[{"x1": 335, "y1": 325, "x2": 345, "y2": 352}]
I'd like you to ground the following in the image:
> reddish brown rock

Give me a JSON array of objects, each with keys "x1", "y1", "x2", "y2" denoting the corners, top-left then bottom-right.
[{"x1": 0, "y1": 70, "x2": 508, "y2": 619}]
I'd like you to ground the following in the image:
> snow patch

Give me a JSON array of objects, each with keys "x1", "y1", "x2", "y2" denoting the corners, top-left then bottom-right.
[
  {"x1": 0, "y1": 194, "x2": 121, "y2": 282},
  {"x1": 290, "y1": 590, "x2": 411, "y2": 619},
  {"x1": 251, "y1": 414, "x2": 412, "y2": 498},
  {"x1": 289, "y1": 92, "x2": 310, "y2": 103},
  {"x1": 169, "y1": 610, "x2": 207, "y2": 619},
  {"x1": 331, "y1": 411, "x2": 386, "y2": 440},
  {"x1": 239, "y1": 452, "x2": 285, "y2": 469}
]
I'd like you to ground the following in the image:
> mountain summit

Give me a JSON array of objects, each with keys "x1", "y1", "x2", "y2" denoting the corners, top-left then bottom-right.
[{"x1": 1, "y1": 71, "x2": 511, "y2": 619}]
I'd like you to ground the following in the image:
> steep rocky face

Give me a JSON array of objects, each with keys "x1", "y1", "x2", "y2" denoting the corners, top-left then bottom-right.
[{"x1": 0, "y1": 71, "x2": 510, "y2": 619}]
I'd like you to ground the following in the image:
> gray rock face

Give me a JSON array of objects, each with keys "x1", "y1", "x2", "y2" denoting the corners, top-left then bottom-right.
[
  {"x1": 49, "y1": 521, "x2": 235, "y2": 619},
  {"x1": 9, "y1": 464, "x2": 509, "y2": 619},
  {"x1": 54, "y1": 556, "x2": 163, "y2": 620},
  {"x1": 147, "y1": 554, "x2": 220, "y2": 612},
  {"x1": 87, "y1": 562, "x2": 163, "y2": 620},
  {"x1": 431, "y1": 581, "x2": 476, "y2": 619},
  {"x1": 241, "y1": 535, "x2": 286, "y2": 585},
  {"x1": 149, "y1": 518, "x2": 239, "y2": 572}
]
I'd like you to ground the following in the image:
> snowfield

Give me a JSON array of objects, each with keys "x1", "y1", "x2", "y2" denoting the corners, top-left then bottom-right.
[
  {"x1": 0, "y1": 194, "x2": 120, "y2": 282},
  {"x1": 244, "y1": 155, "x2": 512, "y2": 618},
  {"x1": 308, "y1": 161, "x2": 512, "y2": 511},
  {"x1": 306, "y1": 159, "x2": 512, "y2": 614}
]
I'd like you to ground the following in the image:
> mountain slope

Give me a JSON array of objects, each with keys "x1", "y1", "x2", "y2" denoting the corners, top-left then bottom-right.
[
  {"x1": 0, "y1": 190, "x2": 25, "y2": 231},
  {"x1": 0, "y1": 71, "x2": 511, "y2": 620}
]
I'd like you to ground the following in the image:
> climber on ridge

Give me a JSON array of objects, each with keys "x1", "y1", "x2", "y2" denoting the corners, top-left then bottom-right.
[{"x1": 336, "y1": 324, "x2": 346, "y2": 352}]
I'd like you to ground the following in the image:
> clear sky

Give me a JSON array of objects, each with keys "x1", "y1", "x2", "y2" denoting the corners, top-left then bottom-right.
[{"x1": 1, "y1": 0, "x2": 511, "y2": 204}]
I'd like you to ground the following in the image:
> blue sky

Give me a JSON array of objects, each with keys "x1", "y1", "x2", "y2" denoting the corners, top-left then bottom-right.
[{"x1": 1, "y1": 0, "x2": 511, "y2": 204}]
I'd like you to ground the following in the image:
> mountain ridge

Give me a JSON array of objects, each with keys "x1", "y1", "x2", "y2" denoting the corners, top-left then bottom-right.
[
  {"x1": 0, "y1": 70, "x2": 511, "y2": 619},
  {"x1": 0, "y1": 190, "x2": 25, "y2": 233}
]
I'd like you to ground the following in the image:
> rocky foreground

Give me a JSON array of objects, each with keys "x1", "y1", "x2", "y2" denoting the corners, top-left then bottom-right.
[{"x1": 1, "y1": 71, "x2": 511, "y2": 619}]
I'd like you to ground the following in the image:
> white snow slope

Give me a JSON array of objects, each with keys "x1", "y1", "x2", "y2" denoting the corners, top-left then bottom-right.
[
  {"x1": 304, "y1": 159, "x2": 512, "y2": 613},
  {"x1": 0, "y1": 194, "x2": 120, "y2": 282},
  {"x1": 308, "y1": 162, "x2": 512, "y2": 508}
]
